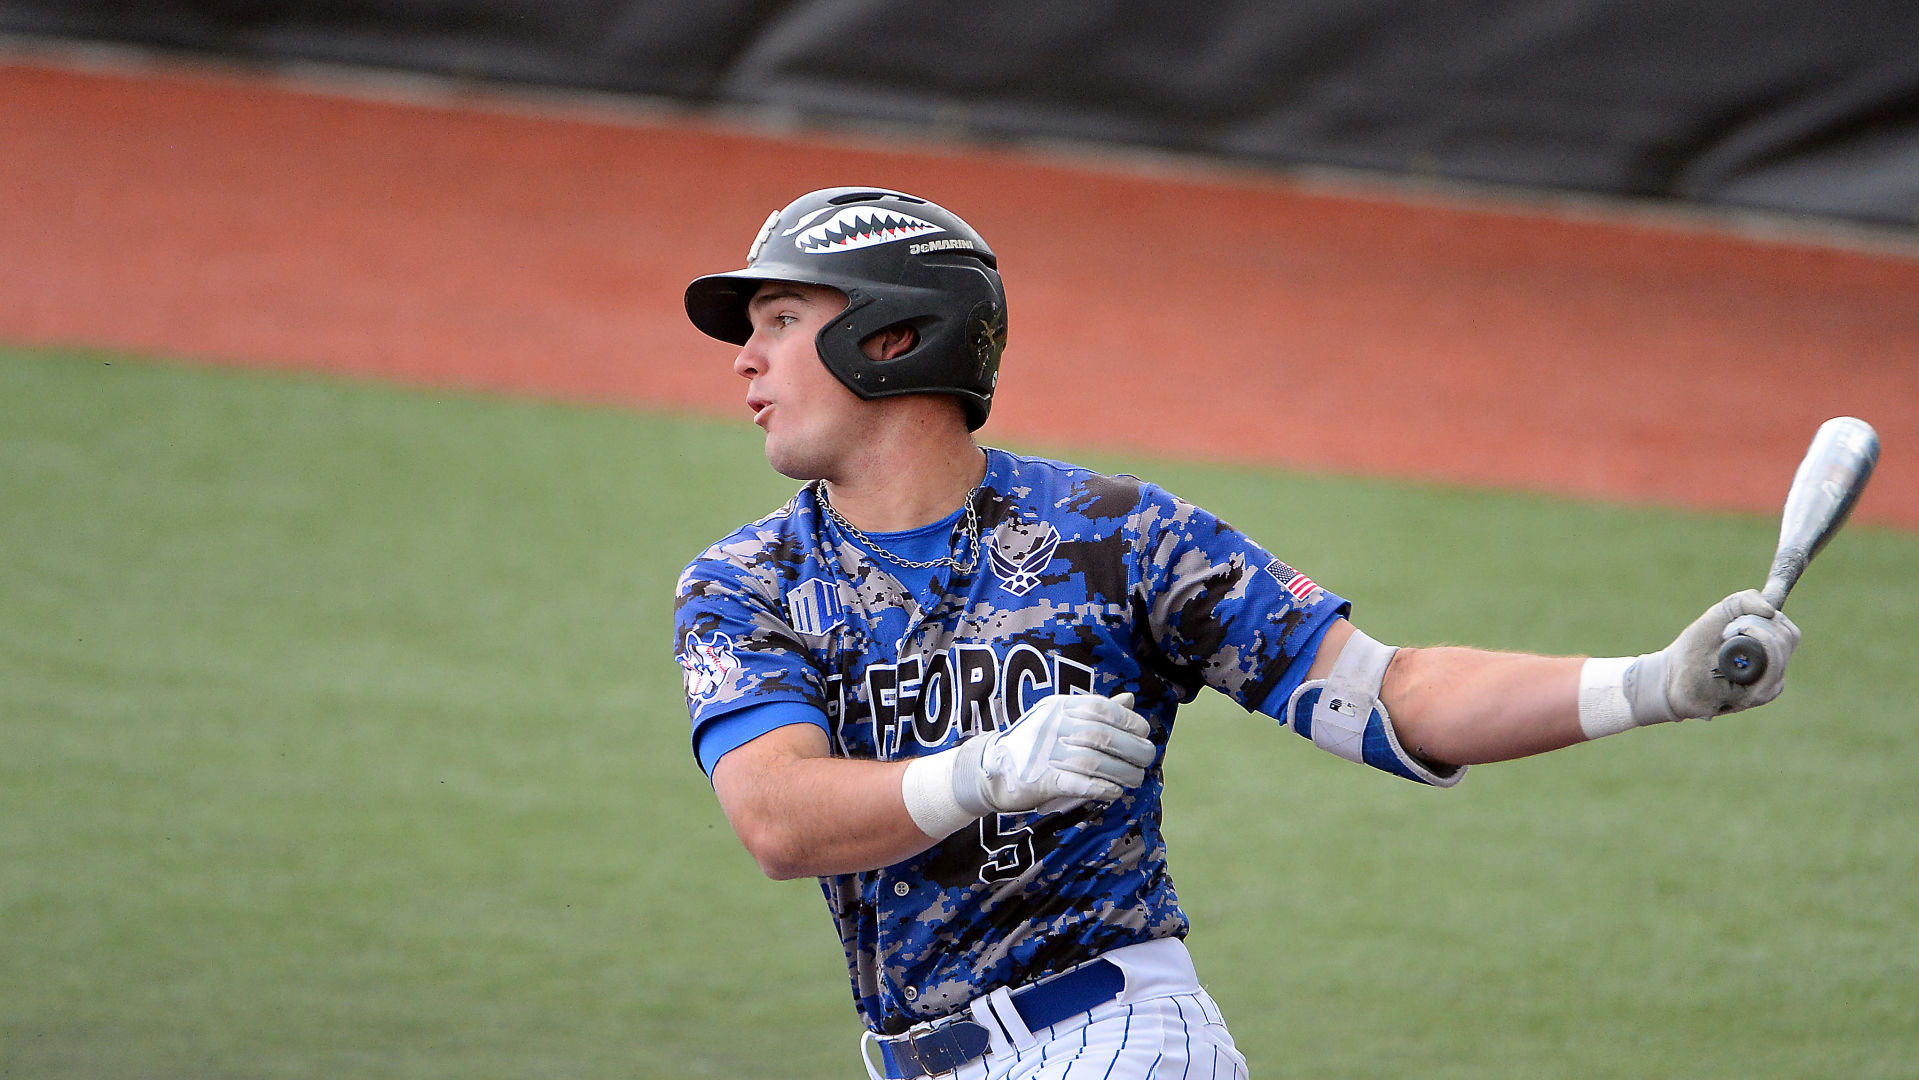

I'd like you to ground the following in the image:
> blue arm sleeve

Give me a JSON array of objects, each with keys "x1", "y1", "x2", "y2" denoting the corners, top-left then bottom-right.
[
  {"x1": 694, "y1": 700, "x2": 832, "y2": 778},
  {"x1": 1253, "y1": 613, "x2": 1342, "y2": 720}
]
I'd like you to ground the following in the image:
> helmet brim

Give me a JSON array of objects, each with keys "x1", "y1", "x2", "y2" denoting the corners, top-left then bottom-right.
[{"x1": 684, "y1": 268, "x2": 840, "y2": 346}]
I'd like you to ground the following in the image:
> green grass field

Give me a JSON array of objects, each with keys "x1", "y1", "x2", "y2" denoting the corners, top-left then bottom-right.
[{"x1": 4, "y1": 346, "x2": 1914, "y2": 1078}]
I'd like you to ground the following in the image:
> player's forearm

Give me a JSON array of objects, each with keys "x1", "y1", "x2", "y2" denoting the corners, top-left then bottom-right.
[
  {"x1": 711, "y1": 694, "x2": 1155, "y2": 879},
  {"x1": 713, "y1": 744, "x2": 937, "y2": 880},
  {"x1": 1382, "y1": 647, "x2": 1587, "y2": 767}
]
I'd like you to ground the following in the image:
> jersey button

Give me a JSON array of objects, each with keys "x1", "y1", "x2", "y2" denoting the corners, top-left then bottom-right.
[{"x1": 893, "y1": 881, "x2": 911, "y2": 897}]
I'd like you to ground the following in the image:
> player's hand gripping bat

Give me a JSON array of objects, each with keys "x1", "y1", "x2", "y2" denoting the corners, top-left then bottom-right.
[{"x1": 1717, "y1": 417, "x2": 1879, "y2": 686}]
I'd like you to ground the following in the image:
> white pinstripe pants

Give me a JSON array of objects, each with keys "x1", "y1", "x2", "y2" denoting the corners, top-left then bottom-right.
[{"x1": 868, "y1": 938, "x2": 1251, "y2": 1080}]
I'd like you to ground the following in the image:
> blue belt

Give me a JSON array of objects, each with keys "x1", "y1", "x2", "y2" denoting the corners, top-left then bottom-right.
[{"x1": 877, "y1": 958, "x2": 1125, "y2": 1078}]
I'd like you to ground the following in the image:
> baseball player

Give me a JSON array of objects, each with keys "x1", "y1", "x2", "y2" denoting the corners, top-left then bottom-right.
[{"x1": 673, "y1": 187, "x2": 1800, "y2": 1078}]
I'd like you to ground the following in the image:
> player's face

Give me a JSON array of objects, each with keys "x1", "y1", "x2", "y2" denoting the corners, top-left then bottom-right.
[{"x1": 736, "y1": 282, "x2": 867, "y2": 481}]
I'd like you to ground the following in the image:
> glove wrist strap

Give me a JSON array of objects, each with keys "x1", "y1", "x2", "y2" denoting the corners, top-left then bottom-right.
[
  {"x1": 1577, "y1": 656, "x2": 1638, "y2": 739},
  {"x1": 1579, "y1": 653, "x2": 1680, "y2": 739},
  {"x1": 902, "y1": 746, "x2": 980, "y2": 839}
]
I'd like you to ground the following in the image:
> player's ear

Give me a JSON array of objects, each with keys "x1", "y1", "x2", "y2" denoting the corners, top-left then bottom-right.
[{"x1": 860, "y1": 323, "x2": 918, "y2": 362}]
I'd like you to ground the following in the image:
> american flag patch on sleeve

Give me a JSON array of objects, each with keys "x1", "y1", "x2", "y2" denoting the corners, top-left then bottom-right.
[{"x1": 1264, "y1": 559, "x2": 1321, "y2": 602}]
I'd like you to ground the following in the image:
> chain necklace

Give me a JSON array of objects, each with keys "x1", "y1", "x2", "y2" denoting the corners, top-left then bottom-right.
[{"x1": 817, "y1": 482, "x2": 982, "y2": 574}]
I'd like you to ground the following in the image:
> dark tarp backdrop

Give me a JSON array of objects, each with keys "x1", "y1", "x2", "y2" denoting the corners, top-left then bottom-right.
[{"x1": 5, "y1": 0, "x2": 1916, "y2": 226}]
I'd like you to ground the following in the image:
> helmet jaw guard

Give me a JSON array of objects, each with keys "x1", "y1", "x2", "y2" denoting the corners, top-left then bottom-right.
[{"x1": 684, "y1": 188, "x2": 1007, "y2": 430}]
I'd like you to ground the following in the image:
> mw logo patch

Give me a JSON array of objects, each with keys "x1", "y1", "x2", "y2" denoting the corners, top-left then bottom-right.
[{"x1": 786, "y1": 578, "x2": 846, "y2": 637}]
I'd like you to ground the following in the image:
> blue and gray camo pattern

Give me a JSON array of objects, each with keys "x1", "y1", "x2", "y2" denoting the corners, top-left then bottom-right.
[{"x1": 674, "y1": 449, "x2": 1349, "y2": 1034}]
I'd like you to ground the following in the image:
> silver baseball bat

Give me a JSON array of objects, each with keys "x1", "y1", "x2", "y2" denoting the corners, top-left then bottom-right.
[{"x1": 1718, "y1": 416, "x2": 1880, "y2": 686}]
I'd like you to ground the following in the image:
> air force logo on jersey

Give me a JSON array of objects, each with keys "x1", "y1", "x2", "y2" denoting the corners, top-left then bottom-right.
[
  {"x1": 680, "y1": 630, "x2": 740, "y2": 705},
  {"x1": 785, "y1": 578, "x2": 846, "y2": 637},
  {"x1": 986, "y1": 518, "x2": 1061, "y2": 596}
]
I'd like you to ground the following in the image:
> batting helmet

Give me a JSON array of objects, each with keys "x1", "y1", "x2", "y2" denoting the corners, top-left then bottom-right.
[{"x1": 685, "y1": 187, "x2": 1007, "y2": 430}]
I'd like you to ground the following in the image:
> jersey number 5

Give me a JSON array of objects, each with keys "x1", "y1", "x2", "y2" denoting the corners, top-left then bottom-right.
[{"x1": 976, "y1": 814, "x2": 1035, "y2": 883}]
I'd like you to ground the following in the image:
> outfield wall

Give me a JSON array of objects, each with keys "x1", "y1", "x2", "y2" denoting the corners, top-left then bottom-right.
[{"x1": 4, "y1": 0, "x2": 1917, "y2": 228}]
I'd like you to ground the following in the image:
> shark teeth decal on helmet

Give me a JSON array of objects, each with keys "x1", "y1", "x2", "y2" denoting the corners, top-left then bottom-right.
[
  {"x1": 794, "y1": 207, "x2": 943, "y2": 254},
  {"x1": 779, "y1": 206, "x2": 835, "y2": 236}
]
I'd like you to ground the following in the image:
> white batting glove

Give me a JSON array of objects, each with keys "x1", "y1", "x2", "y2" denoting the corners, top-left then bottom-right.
[
  {"x1": 900, "y1": 693, "x2": 1156, "y2": 838},
  {"x1": 1580, "y1": 589, "x2": 1802, "y2": 738}
]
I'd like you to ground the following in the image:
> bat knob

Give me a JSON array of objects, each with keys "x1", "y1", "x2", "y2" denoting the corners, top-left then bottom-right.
[{"x1": 1717, "y1": 635, "x2": 1768, "y2": 686}]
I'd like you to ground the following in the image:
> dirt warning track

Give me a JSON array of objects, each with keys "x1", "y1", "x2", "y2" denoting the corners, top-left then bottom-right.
[{"x1": 3, "y1": 57, "x2": 1916, "y2": 526}]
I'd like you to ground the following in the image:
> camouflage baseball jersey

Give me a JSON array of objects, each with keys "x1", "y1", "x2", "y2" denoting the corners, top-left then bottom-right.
[{"x1": 674, "y1": 448, "x2": 1354, "y2": 1035}]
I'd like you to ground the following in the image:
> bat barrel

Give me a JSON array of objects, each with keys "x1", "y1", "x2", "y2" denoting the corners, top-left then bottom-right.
[
  {"x1": 1717, "y1": 417, "x2": 1878, "y2": 688},
  {"x1": 1775, "y1": 418, "x2": 1879, "y2": 566}
]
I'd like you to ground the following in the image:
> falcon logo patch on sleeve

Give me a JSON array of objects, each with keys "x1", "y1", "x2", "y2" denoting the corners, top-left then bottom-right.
[{"x1": 680, "y1": 630, "x2": 740, "y2": 705}]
